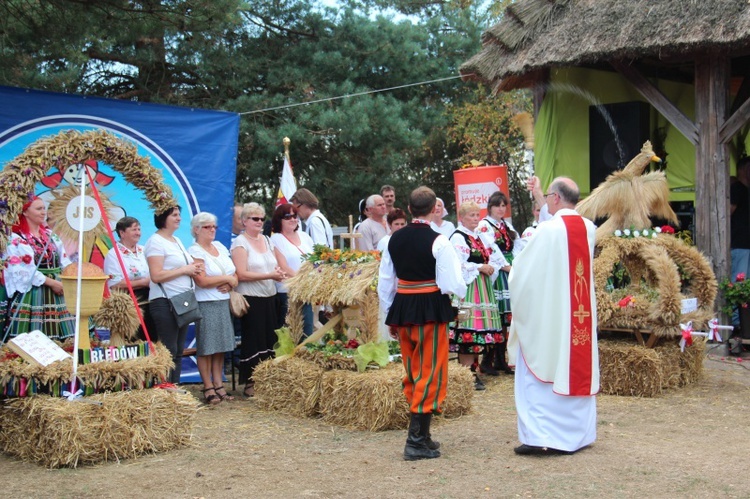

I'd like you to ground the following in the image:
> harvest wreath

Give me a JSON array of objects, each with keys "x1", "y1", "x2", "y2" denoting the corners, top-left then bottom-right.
[
  {"x1": 0, "y1": 129, "x2": 196, "y2": 468},
  {"x1": 575, "y1": 141, "x2": 718, "y2": 396}
]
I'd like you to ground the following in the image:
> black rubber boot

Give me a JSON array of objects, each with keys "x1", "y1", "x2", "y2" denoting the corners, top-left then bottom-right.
[
  {"x1": 479, "y1": 346, "x2": 500, "y2": 376},
  {"x1": 420, "y1": 413, "x2": 440, "y2": 450},
  {"x1": 494, "y1": 341, "x2": 514, "y2": 374},
  {"x1": 404, "y1": 413, "x2": 440, "y2": 461}
]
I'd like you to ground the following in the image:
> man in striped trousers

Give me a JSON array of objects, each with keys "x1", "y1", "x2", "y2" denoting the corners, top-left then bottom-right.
[{"x1": 378, "y1": 186, "x2": 466, "y2": 461}]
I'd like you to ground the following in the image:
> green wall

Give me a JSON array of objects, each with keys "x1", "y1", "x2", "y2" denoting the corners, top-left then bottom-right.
[{"x1": 534, "y1": 67, "x2": 744, "y2": 201}]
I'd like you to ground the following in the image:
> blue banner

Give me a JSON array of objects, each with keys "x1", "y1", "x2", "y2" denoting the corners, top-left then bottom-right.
[
  {"x1": 0, "y1": 86, "x2": 240, "y2": 384},
  {"x1": 0, "y1": 85, "x2": 240, "y2": 251}
]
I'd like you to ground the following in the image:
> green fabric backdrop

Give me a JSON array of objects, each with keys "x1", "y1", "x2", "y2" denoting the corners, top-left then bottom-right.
[{"x1": 535, "y1": 67, "x2": 746, "y2": 200}]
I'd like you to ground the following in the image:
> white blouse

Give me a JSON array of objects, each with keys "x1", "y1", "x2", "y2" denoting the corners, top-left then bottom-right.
[
  {"x1": 231, "y1": 234, "x2": 278, "y2": 298},
  {"x1": 189, "y1": 241, "x2": 236, "y2": 302},
  {"x1": 104, "y1": 242, "x2": 149, "y2": 289},
  {"x1": 449, "y1": 224, "x2": 507, "y2": 285}
]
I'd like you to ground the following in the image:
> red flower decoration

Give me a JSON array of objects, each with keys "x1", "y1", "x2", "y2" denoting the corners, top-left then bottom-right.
[
  {"x1": 21, "y1": 254, "x2": 32, "y2": 264},
  {"x1": 660, "y1": 225, "x2": 675, "y2": 234},
  {"x1": 737, "y1": 273, "x2": 746, "y2": 282},
  {"x1": 461, "y1": 332, "x2": 473, "y2": 343}
]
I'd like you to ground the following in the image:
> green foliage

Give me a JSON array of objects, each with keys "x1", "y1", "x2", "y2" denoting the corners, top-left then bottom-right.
[
  {"x1": 719, "y1": 274, "x2": 750, "y2": 314},
  {"x1": 447, "y1": 86, "x2": 534, "y2": 229}
]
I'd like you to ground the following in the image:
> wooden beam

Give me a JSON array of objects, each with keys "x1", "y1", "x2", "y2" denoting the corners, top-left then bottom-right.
[
  {"x1": 694, "y1": 52, "x2": 731, "y2": 285},
  {"x1": 611, "y1": 60, "x2": 699, "y2": 145},
  {"x1": 720, "y1": 93, "x2": 750, "y2": 143}
]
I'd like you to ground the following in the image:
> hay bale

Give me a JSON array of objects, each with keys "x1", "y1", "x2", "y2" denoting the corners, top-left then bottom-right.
[
  {"x1": 0, "y1": 389, "x2": 198, "y2": 468},
  {"x1": 654, "y1": 338, "x2": 705, "y2": 389},
  {"x1": 599, "y1": 340, "x2": 663, "y2": 397},
  {"x1": 443, "y1": 363, "x2": 475, "y2": 418},
  {"x1": 319, "y1": 362, "x2": 474, "y2": 431},
  {"x1": 599, "y1": 338, "x2": 705, "y2": 397},
  {"x1": 254, "y1": 357, "x2": 324, "y2": 417},
  {"x1": 0, "y1": 342, "x2": 173, "y2": 396}
]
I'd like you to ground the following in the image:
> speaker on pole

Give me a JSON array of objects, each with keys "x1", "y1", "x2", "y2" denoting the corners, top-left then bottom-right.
[{"x1": 589, "y1": 101, "x2": 651, "y2": 189}]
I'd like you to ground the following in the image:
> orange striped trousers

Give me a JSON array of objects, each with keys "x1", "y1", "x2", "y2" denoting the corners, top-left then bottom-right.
[{"x1": 393, "y1": 322, "x2": 449, "y2": 414}]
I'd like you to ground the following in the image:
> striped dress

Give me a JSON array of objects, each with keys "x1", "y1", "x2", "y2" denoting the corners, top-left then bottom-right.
[
  {"x1": 478, "y1": 217, "x2": 515, "y2": 326},
  {"x1": 448, "y1": 227, "x2": 503, "y2": 355}
]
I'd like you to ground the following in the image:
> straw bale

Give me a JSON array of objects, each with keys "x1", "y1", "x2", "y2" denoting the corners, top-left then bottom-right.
[
  {"x1": 598, "y1": 338, "x2": 705, "y2": 397},
  {"x1": 286, "y1": 260, "x2": 380, "y2": 307},
  {"x1": 0, "y1": 389, "x2": 198, "y2": 468},
  {"x1": 318, "y1": 362, "x2": 473, "y2": 431},
  {"x1": 0, "y1": 342, "x2": 173, "y2": 395},
  {"x1": 599, "y1": 339, "x2": 663, "y2": 397},
  {"x1": 254, "y1": 357, "x2": 324, "y2": 417}
]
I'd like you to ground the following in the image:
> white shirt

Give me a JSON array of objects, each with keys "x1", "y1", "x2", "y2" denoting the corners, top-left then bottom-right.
[
  {"x1": 144, "y1": 233, "x2": 195, "y2": 300},
  {"x1": 104, "y1": 242, "x2": 149, "y2": 289},
  {"x1": 3, "y1": 231, "x2": 70, "y2": 296},
  {"x1": 449, "y1": 224, "x2": 508, "y2": 285},
  {"x1": 376, "y1": 234, "x2": 391, "y2": 253},
  {"x1": 270, "y1": 231, "x2": 314, "y2": 293},
  {"x1": 304, "y1": 209, "x2": 333, "y2": 248},
  {"x1": 378, "y1": 223, "x2": 467, "y2": 315},
  {"x1": 231, "y1": 234, "x2": 278, "y2": 297},
  {"x1": 430, "y1": 220, "x2": 456, "y2": 238},
  {"x1": 188, "y1": 241, "x2": 236, "y2": 302}
]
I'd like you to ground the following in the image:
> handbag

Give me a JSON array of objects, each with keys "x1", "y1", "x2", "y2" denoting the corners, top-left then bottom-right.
[
  {"x1": 202, "y1": 246, "x2": 247, "y2": 318},
  {"x1": 157, "y1": 243, "x2": 203, "y2": 328},
  {"x1": 229, "y1": 290, "x2": 249, "y2": 317},
  {"x1": 159, "y1": 284, "x2": 203, "y2": 328}
]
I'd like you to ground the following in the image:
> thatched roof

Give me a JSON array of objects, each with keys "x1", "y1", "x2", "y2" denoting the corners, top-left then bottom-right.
[{"x1": 461, "y1": 0, "x2": 750, "y2": 90}]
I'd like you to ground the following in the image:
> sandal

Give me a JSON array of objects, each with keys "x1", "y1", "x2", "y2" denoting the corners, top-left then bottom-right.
[
  {"x1": 202, "y1": 386, "x2": 221, "y2": 405},
  {"x1": 243, "y1": 383, "x2": 255, "y2": 398},
  {"x1": 215, "y1": 385, "x2": 235, "y2": 401}
]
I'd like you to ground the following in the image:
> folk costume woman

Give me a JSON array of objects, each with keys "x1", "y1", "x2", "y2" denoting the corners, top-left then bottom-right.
[
  {"x1": 3, "y1": 196, "x2": 75, "y2": 339},
  {"x1": 477, "y1": 191, "x2": 516, "y2": 374},
  {"x1": 449, "y1": 201, "x2": 508, "y2": 390}
]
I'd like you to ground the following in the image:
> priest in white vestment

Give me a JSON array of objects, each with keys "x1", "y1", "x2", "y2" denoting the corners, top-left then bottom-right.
[{"x1": 508, "y1": 177, "x2": 599, "y2": 455}]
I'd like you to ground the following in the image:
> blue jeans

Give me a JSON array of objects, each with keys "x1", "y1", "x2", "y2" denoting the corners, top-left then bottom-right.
[{"x1": 730, "y1": 249, "x2": 750, "y2": 326}]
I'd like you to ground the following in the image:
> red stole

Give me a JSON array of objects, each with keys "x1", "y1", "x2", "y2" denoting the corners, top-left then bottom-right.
[{"x1": 562, "y1": 215, "x2": 594, "y2": 396}]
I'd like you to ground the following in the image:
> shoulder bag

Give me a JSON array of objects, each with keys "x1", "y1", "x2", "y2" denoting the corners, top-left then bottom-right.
[{"x1": 158, "y1": 242, "x2": 203, "y2": 328}]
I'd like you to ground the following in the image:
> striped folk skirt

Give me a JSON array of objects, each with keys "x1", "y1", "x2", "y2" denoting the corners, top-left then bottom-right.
[
  {"x1": 5, "y1": 270, "x2": 76, "y2": 340},
  {"x1": 450, "y1": 273, "x2": 503, "y2": 354}
]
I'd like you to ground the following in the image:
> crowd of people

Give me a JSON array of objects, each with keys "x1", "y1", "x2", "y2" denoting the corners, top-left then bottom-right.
[{"x1": 0, "y1": 179, "x2": 598, "y2": 460}]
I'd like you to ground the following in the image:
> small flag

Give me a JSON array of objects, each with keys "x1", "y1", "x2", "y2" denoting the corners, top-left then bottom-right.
[{"x1": 276, "y1": 152, "x2": 297, "y2": 207}]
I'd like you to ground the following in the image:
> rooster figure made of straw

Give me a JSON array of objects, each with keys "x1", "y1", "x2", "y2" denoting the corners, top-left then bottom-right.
[{"x1": 576, "y1": 141, "x2": 679, "y2": 240}]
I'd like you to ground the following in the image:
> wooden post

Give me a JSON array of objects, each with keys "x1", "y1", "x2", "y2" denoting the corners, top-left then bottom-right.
[{"x1": 694, "y1": 51, "x2": 730, "y2": 287}]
